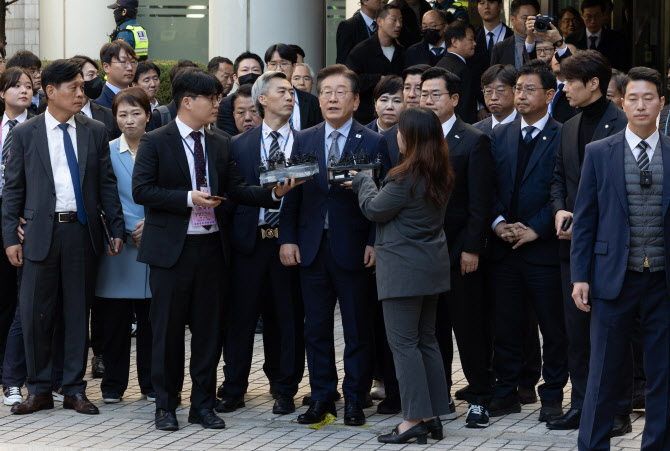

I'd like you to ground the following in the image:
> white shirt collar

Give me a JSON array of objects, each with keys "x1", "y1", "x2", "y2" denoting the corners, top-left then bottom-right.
[
  {"x1": 376, "y1": 119, "x2": 388, "y2": 132},
  {"x1": 81, "y1": 100, "x2": 93, "y2": 118},
  {"x1": 625, "y1": 126, "x2": 660, "y2": 155},
  {"x1": 586, "y1": 28, "x2": 603, "y2": 40},
  {"x1": 447, "y1": 51, "x2": 466, "y2": 64},
  {"x1": 484, "y1": 22, "x2": 504, "y2": 36},
  {"x1": 325, "y1": 118, "x2": 353, "y2": 141},
  {"x1": 441, "y1": 114, "x2": 457, "y2": 137},
  {"x1": 492, "y1": 109, "x2": 517, "y2": 128},
  {"x1": 45, "y1": 108, "x2": 76, "y2": 131},
  {"x1": 360, "y1": 10, "x2": 375, "y2": 29},
  {"x1": 262, "y1": 120, "x2": 291, "y2": 140},
  {"x1": 429, "y1": 41, "x2": 447, "y2": 52},
  {"x1": 2, "y1": 110, "x2": 27, "y2": 127},
  {"x1": 175, "y1": 116, "x2": 206, "y2": 140},
  {"x1": 119, "y1": 134, "x2": 130, "y2": 154},
  {"x1": 150, "y1": 99, "x2": 159, "y2": 111},
  {"x1": 521, "y1": 112, "x2": 550, "y2": 134}
]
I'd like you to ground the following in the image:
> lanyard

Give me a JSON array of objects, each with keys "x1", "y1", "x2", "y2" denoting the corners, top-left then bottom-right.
[
  {"x1": 181, "y1": 135, "x2": 208, "y2": 185},
  {"x1": 487, "y1": 25, "x2": 505, "y2": 48},
  {"x1": 261, "y1": 128, "x2": 292, "y2": 164}
]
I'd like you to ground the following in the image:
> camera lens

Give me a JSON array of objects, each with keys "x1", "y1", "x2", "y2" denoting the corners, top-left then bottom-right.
[{"x1": 535, "y1": 17, "x2": 549, "y2": 32}]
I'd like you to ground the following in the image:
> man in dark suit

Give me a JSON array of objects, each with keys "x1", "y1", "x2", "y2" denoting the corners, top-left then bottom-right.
[
  {"x1": 93, "y1": 40, "x2": 137, "y2": 109},
  {"x1": 346, "y1": 3, "x2": 405, "y2": 125},
  {"x1": 2, "y1": 59, "x2": 125, "y2": 415},
  {"x1": 420, "y1": 67, "x2": 495, "y2": 427},
  {"x1": 263, "y1": 44, "x2": 323, "y2": 131},
  {"x1": 474, "y1": 64, "x2": 519, "y2": 134},
  {"x1": 218, "y1": 72, "x2": 304, "y2": 416},
  {"x1": 394, "y1": 0, "x2": 432, "y2": 50},
  {"x1": 488, "y1": 60, "x2": 568, "y2": 421},
  {"x1": 566, "y1": 0, "x2": 630, "y2": 71},
  {"x1": 216, "y1": 52, "x2": 264, "y2": 136},
  {"x1": 571, "y1": 67, "x2": 670, "y2": 451},
  {"x1": 336, "y1": 0, "x2": 382, "y2": 65},
  {"x1": 490, "y1": 0, "x2": 539, "y2": 69},
  {"x1": 436, "y1": 22, "x2": 481, "y2": 124},
  {"x1": 132, "y1": 68, "x2": 299, "y2": 431},
  {"x1": 548, "y1": 50, "x2": 631, "y2": 435},
  {"x1": 473, "y1": 0, "x2": 513, "y2": 73},
  {"x1": 279, "y1": 64, "x2": 391, "y2": 426},
  {"x1": 403, "y1": 10, "x2": 448, "y2": 68}
]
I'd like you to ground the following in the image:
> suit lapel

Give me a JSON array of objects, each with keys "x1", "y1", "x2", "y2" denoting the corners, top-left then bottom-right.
[
  {"x1": 203, "y1": 129, "x2": 219, "y2": 195},
  {"x1": 117, "y1": 145, "x2": 134, "y2": 179},
  {"x1": 33, "y1": 116, "x2": 55, "y2": 188},
  {"x1": 564, "y1": 115, "x2": 582, "y2": 176},
  {"x1": 249, "y1": 126, "x2": 262, "y2": 181},
  {"x1": 612, "y1": 135, "x2": 629, "y2": 216},
  {"x1": 522, "y1": 119, "x2": 557, "y2": 183},
  {"x1": 662, "y1": 135, "x2": 670, "y2": 216},
  {"x1": 166, "y1": 122, "x2": 191, "y2": 184},
  {"x1": 446, "y1": 118, "x2": 465, "y2": 153},
  {"x1": 592, "y1": 102, "x2": 619, "y2": 141},
  {"x1": 314, "y1": 123, "x2": 328, "y2": 192},
  {"x1": 74, "y1": 115, "x2": 89, "y2": 185},
  {"x1": 342, "y1": 121, "x2": 364, "y2": 158},
  {"x1": 507, "y1": 120, "x2": 521, "y2": 183}
]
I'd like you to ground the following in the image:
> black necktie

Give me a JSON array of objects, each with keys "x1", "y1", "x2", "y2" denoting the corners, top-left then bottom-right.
[
  {"x1": 637, "y1": 141, "x2": 650, "y2": 170},
  {"x1": 2, "y1": 119, "x2": 18, "y2": 171},
  {"x1": 487, "y1": 31, "x2": 495, "y2": 55},
  {"x1": 523, "y1": 126, "x2": 536, "y2": 144},
  {"x1": 432, "y1": 47, "x2": 445, "y2": 57},
  {"x1": 370, "y1": 22, "x2": 377, "y2": 34},
  {"x1": 190, "y1": 130, "x2": 211, "y2": 230},
  {"x1": 589, "y1": 35, "x2": 598, "y2": 49}
]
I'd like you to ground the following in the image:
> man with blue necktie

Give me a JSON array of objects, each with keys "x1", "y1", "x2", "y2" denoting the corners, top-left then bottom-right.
[{"x1": 404, "y1": 10, "x2": 449, "y2": 68}]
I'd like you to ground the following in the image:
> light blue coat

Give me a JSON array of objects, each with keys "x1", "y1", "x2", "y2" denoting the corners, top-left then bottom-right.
[{"x1": 95, "y1": 137, "x2": 151, "y2": 299}]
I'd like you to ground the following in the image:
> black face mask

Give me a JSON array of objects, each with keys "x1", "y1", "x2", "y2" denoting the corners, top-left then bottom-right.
[
  {"x1": 114, "y1": 8, "x2": 126, "y2": 27},
  {"x1": 84, "y1": 77, "x2": 104, "y2": 100},
  {"x1": 422, "y1": 28, "x2": 443, "y2": 46},
  {"x1": 237, "y1": 73, "x2": 261, "y2": 86}
]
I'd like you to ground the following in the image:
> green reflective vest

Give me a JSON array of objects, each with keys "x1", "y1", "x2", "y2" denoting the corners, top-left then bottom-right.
[{"x1": 111, "y1": 24, "x2": 149, "y2": 57}]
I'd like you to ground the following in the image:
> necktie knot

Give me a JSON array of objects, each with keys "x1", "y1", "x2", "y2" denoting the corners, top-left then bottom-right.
[
  {"x1": 189, "y1": 130, "x2": 202, "y2": 141},
  {"x1": 370, "y1": 22, "x2": 377, "y2": 33},
  {"x1": 432, "y1": 47, "x2": 445, "y2": 57},
  {"x1": 270, "y1": 131, "x2": 280, "y2": 141},
  {"x1": 523, "y1": 126, "x2": 536, "y2": 144},
  {"x1": 57, "y1": 123, "x2": 69, "y2": 133},
  {"x1": 330, "y1": 130, "x2": 340, "y2": 140},
  {"x1": 7, "y1": 119, "x2": 18, "y2": 130}
]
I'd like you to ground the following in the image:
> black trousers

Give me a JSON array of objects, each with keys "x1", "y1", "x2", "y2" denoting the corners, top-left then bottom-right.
[
  {"x1": 88, "y1": 302, "x2": 104, "y2": 356},
  {"x1": 372, "y1": 291, "x2": 399, "y2": 398},
  {"x1": 98, "y1": 297, "x2": 152, "y2": 396},
  {"x1": 0, "y1": 200, "x2": 18, "y2": 375},
  {"x1": 20, "y1": 222, "x2": 94, "y2": 396},
  {"x1": 150, "y1": 233, "x2": 224, "y2": 411},
  {"x1": 223, "y1": 233, "x2": 304, "y2": 398},
  {"x1": 437, "y1": 266, "x2": 494, "y2": 406},
  {"x1": 491, "y1": 254, "x2": 568, "y2": 402}
]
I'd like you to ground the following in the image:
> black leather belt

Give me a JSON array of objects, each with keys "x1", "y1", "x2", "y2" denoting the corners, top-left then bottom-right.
[
  {"x1": 259, "y1": 226, "x2": 278, "y2": 239},
  {"x1": 56, "y1": 212, "x2": 78, "y2": 223}
]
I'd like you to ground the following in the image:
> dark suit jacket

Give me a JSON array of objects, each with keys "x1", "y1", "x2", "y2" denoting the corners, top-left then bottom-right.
[
  {"x1": 90, "y1": 102, "x2": 121, "y2": 140},
  {"x1": 436, "y1": 53, "x2": 478, "y2": 124},
  {"x1": 366, "y1": 119, "x2": 380, "y2": 133},
  {"x1": 404, "y1": 42, "x2": 445, "y2": 68},
  {"x1": 473, "y1": 24, "x2": 513, "y2": 74},
  {"x1": 552, "y1": 89, "x2": 578, "y2": 124},
  {"x1": 336, "y1": 11, "x2": 374, "y2": 65},
  {"x1": 395, "y1": 0, "x2": 432, "y2": 49},
  {"x1": 2, "y1": 114, "x2": 124, "y2": 260},
  {"x1": 443, "y1": 118, "x2": 493, "y2": 266},
  {"x1": 131, "y1": 120, "x2": 277, "y2": 268},
  {"x1": 92, "y1": 83, "x2": 118, "y2": 109},
  {"x1": 490, "y1": 35, "x2": 534, "y2": 68},
  {"x1": 278, "y1": 120, "x2": 391, "y2": 271},
  {"x1": 550, "y1": 100, "x2": 627, "y2": 259},
  {"x1": 571, "y1": 131, "x2": 670, "y2": 299},
  {"x1": 150, "y1": 101, "x2": 178, "y2": 132},
  {"x1": 27, "y1": 91, "x2": 45, "y2": 116},
  {"x1": 659, "y1": 104, "x2": 670, "y2": 136},
  {"x1": 490, "y1": 117, "x2": 562, "y2": 265},
  {"x1": 346, "y1": 35, "x2": 405, "y2": 125},
  {"x1": 566, "y1": 28, "x2": 630, "y2": 71},
  {"x1": 381, "y1": 125, "x2": 401, "y2": 169},
  {"x1": 473, "y1": 116, "x2": 493, "y2": 135},
  {"x1": 295, "y1": 88, "x2": 323, "y2": 130}
]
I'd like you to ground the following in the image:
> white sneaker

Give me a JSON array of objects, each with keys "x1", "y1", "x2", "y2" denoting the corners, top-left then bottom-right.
[
  {"x1": 52, "y1": 389, "x2": 64, "y2": 403},
  {"x1": 3, "y1": 386, "x2": 22, "y2": 406},
  {"x1": 370, "y1": 380, "x2": 385, "y2": 400},
  {"x1": 145, "y1": 392, "x2": 156, "y2": 402}
]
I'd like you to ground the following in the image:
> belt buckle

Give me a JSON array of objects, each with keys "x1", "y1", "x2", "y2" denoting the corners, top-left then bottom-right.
[
  {"x1": 58, "y1": 212, "x2": 68, "y2": 223},
  {"x1": 261, "y1": 227, "x2": 278, "y2": 239}
]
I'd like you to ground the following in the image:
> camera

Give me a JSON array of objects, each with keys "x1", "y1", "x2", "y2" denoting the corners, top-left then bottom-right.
[{"x1": 534, "y1": 15, "x2": 556, "y2": 33}]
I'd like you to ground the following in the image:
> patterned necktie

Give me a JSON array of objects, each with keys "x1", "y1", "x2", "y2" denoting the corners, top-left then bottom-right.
[
  {"x1": 268, "y1": 131, "x2": 281, "y2": 161},
  {"x1": 328, "y1": 130, "x2": 341, "y2": 163},
  {"x1": 637, "y1": 141, "x2": 650, "y2": 171},
  {"x1": 189, "y1": 130, "x2": 211, "y2": 230},
  {"x1": 370, "y1": 22, "x2": 377, "y2": 34},
  {"x1": 487, "y1": 31, "x2": 495, "y2": 55},
  {"x1": 523, "y1": 125, "x2": 536, "y2": 144},
  {"x1": 589, "y1": 35, "x2": 598, "y2": 49},
  {"x1": 57, "y1": 123, "x2": 87, "y2": 225},
  {"x1": 2, "y1": 119, "x2": 18, "y2": 170}
]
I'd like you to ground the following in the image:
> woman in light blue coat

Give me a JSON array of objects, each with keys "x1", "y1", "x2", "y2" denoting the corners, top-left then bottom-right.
[{"x1": 95, "y1": 87, "x2": 153, "y2": 403}]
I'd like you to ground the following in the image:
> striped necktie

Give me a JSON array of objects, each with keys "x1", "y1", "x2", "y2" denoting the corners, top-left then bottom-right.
[
  {"x1": 2, "y1": 119, "x2": 18, "y2": 170},
  {"x1": 636, "y1": 141, "x2": 650, "y2": 170}
]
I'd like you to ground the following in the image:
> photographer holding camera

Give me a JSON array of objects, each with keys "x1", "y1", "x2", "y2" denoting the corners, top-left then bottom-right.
[{"x1": 524, "y1": 14, "x2": 572, "y2": 64}]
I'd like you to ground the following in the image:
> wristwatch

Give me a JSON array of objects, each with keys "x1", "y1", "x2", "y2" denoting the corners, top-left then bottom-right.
[{"x1": 553, "y1": 38, "x2": 564, "y2": 48}]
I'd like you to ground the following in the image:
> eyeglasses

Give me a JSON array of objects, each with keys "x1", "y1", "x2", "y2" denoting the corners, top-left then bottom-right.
[
  {"x1": 482, "y1": 87, "x2": 510, "y2": 97},
  {"x1": 192, "y1": 95, "x2": 221, "y2": 106},
  {"x1": 536, "y1": 48, "x2": 555, "y2": 55},
  {"x1": 420, "y1": 91, "x2": 450, "y2": 101},
  {"x1": 111, "y1": 60, "x2": 139, "y2": 68},
  {"x1": 513, "y1": 85, "x2": 546, "y2": 95},
  {"x1": 267, "y1": 61, "x2": 293, "y2": 70},
  {"x1": 403, "y1": 85, "x2": 421, "y2": 94},
  {"x1": 320, "y1": 89, "x2": 352, "y2": 99},
  {"x1": 560, "y1": 18, "x2": 578, "y2": 25}
]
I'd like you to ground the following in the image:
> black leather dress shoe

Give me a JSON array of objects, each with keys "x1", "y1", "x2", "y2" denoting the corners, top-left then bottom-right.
[
  {"x1": 489, "y1": 394, "x2": 521, "y2": 417},
  {"x1": 454, "y1": 385, "x2": 472, "y2": 401},
  {"x1": 215, "y1": 395, "x2": 245, "y2": 413},
  {"x1": 273, "y1": 396, "x2": 295, "y2": 415},
  {"x1": 217, "y1": 383, "x2": 225, "y2": 399},
  {"x1": 91, "y1": 354, "x2": 105, "y2": 379},
  {"x1": 344, "y1": 398, "x2": 365, "y2": 426},
  {"x1": 424, "y1": 417, "x2": 444, "y2": 440},
  {"x1": 155, "y1": 408, "x2": 179, "y2": 431},
  {"x1": 518, "y1": 385, "x2": 537, "y2": 404},
  {"x1": 538, "y1": 400, "x2": 563, "y2": 422},
  {"x1": 297, "y1": 400, "x2": 336, "y2": 424},
  {"x1": 378, "y1": 422, "x2": 428, "y2": 444},
  {"x1": 188, "y1": 408, "x2": 226, "y2": 429},
  {"x1": 302, "y1": 391, "x2": 341, "y2": 406},
  {"x1": 546, "y1": 408, "x2": 581, "y2": 430},
  {"x1": 377, "y1": 394, "x2": 401, "y2": 414},
  {"x1": 610, "y1": 414, "x2": 632, "y2": 437}
]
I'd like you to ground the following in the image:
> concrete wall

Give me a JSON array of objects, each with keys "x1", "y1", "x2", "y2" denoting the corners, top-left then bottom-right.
[{"x1": 5, "y1": 0, "x2": 40, "y2": 58}]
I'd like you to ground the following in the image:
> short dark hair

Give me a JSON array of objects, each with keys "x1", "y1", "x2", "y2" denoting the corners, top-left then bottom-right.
[
  {"x1": 377, "y1": 3, "x2": 401, "y2": 19},
  {"x1": 112, "y1": 86, "x2": 152, "y2": 117},
  {"x1": 558, "y1": 6, "x2": 581, "y2": 22},
  {"x1": 373, "y1": 75, "x2": 403, "y2": 103},
  {"x1": 231, "y1": 84, "x2": 253, "y2": 110},
  {"x1": 0, "y1": 67, "x2": 33, "y2": 94},
  {"x1": 421, "y1": 66, "x2": 461, "y2": 96},
  {"x1": 560, "y1": 50, "x2": 611, "y2": 96},
  {"x1": 481, "y1": 64, "x2": 518, "y2": 88},
  {"x1": 622, "y1": 67, "x2": 664, "y2": 98},
  {"x1": 316, "y1": 64, "x2": 360, "y2": 95},
  {"x1": 169, "y1": 59, "x2": 198, "y2": 85},
  {"x1": 41, "y1": 59, "x2": 83, "y2": 90},
  {"x1": 172, "y1": 67, "x2": 223, "y2": 111},
  {"x1": 289, "y1": 44, "x2": 305, "y2": 59},
  {"x1": 100, "y1": 40, "x2": 137, "y2": 65},
  {"x1": 610, "y1": 69, "x2": 625, "y2": 95},
  {"x1": 6, "y1": 50, "x2": 41, "y2": 70},
  {"x1": 580, "y1": 0, "x2": 607, "y2": 13},
  {"x1": 402, "y1": 64, "x2": 430, "y2": 83},
  {"x1": 207, "y1": 56, "x2": 233, "y2": 74},
  {"x1": 517, "y1": 59, "x2": 556, "y2": 90},
  {"x1": 264, "y1": 43, "x2": 298, "y2": 65},
  {"x1": 134, "y1": 60, "x2": 161, "y2": 83},
  {"x1": 233, "y1": 52, "x2": 264, "y2": 76},
  {"x1": 445, "y1": 21, "x2": 474, "y2": 48},
  {"x1": 510, "y1": 0, "x2": 540, "y2": 16},
  {"x1": 71, "y1": 55, "x2": 99, "y2": 72}
]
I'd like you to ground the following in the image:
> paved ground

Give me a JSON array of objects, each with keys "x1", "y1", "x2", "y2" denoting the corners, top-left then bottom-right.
[{"x1": 0, "y1": 311, "x2": 645, "y2": 450}]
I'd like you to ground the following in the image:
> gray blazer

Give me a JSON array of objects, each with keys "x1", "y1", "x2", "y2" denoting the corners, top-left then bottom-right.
[{"x1": 353, "y1": 173, "x2": 450, "y2": 300}]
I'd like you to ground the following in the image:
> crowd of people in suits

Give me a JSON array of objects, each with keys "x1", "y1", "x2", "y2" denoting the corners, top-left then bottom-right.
[{"x1": 0, "y1": 0, "x2": 666, "y2": 449}]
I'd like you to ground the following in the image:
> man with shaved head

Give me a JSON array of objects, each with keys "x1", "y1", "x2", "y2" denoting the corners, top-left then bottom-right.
[{"x1": 404, "y1": 10, "x2": 448, "y2": 68}]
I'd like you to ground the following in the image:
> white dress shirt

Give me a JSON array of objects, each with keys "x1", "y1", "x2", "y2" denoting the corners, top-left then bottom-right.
[
  {"x1": 176, "y1": 116, "x2": 220, "y2": 235},
  {"x1": 626, "y1": 127, "x2": 660, "y2": 160},
  {"x1": 150, "y1": 100, "x2": 159, "y2": 112},
  {"x1": 80, "y1": 100, "x2": 93, "y2": 119},
  {"x1": 441, "y1": 114, "x2": 458, "y2": 137},
  {"x1": 291, "y1": 88, "x2": 301, "y2": 131},
  {"x1": 45, "y1": 109, "x2": 79, "y2": 212},
  {"x1": 1, "y1": 110, "x2": 27, "y2": 150},
  {"x1": 485, "y1": 22, "x2": 507, "y2": 47},
  {"x1": 586, "y1": 28, "x2": 603, "y2": 49},
  {"x1": 491, "y1": 109, "x2": 517, "y2": 129},
  {"x1": 259, "y1": 121, "x2": 294, "y2": 225}
]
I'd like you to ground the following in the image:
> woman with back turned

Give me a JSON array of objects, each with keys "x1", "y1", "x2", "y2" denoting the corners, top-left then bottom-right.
[{"x1": 346, "y1": 107, "x2": 455, "y2": 444}]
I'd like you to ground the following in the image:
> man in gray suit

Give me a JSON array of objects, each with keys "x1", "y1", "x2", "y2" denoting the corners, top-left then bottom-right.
[{"x1": 2, "y1": 59, "x2": 125, "y2": 416}]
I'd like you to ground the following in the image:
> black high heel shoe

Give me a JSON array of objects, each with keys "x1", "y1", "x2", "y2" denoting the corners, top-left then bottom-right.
[
  {"x1": 378, "y1": 422, "x2": 428, "y2": 444},
  {"x1": 425, "y1": 417, "x2": 444, "y2": 440}
]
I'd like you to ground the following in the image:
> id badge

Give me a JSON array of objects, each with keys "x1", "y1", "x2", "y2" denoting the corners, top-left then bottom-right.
[{"x1": 191, "y1": 186, "x2": 217, "y2": 227}]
